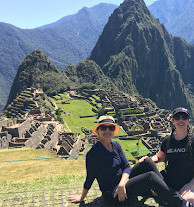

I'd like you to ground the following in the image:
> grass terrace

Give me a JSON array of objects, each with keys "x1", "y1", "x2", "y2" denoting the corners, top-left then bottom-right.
[
  {"x1": 56, "y1": 99, "x2": 97, "y2": 135},
  {"x1": 4, "y1": 90, "x2": 37, "y2": 118},
  {"x1": 54, "y1": 94, "x2": 127, "y2": 136}
]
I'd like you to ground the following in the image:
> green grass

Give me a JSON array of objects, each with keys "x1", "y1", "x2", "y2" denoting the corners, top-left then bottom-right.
[
  {"x1": 0, "y1": 148, "x2": 86, "y2": 201},
  {"x1": 120, "y1": 107, "x2": 144, "y2": 115},
  {"x1": 57, "y1": 99, "x2": 97, "y2": 135},
  {"x1": 58, "y1": 92, "x2": 69, "y2": 99},
  {"x1": 0, "y1": 148, "x2": 86, "y2": 182},
  {"x1": 88, "y1": 96, "x2": 102, "y2": 108},
  {"x1": 54, "y1": 98, "x2": 127, "y2": 137},
  {"x1": 0, "y1": 148, "x2": 163, "y2": 206},
  {"x1": 114, "y1": 138, "x2": 149, "y2": 161},
  {"x1": 50, "y1": 92, "x2": 128, "y2": 137},
  {"x1": 0, "y1": 147, "x2": 163, "y2": 183},
  {"x1": 91, "y1": 95, "x2": 101, "y2": 101},
  {"x1": 53, "y1": 95, "x2": 62, "y2": 100},
  {"x1": 117, "y1": 128, "x2": 128, "y2": 136}
]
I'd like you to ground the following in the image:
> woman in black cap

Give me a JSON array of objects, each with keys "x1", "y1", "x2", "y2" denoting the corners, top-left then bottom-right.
[
  {"x1": 67, "y1": 114, "x2": 193, "y2": 206},
  {"x1": 139, "y1": 107, "x2": 194, "y2": 206}
]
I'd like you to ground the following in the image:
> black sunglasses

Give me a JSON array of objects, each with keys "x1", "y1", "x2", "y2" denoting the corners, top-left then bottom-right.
[
  {"x1": 173, "y1": 112, "x2": 189, "y2": 120},
  {"x1": 98, "y1": 125, "x2": 115, "y2": 131}
]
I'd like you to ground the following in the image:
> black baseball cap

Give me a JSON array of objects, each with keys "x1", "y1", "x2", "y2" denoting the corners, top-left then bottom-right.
[{"x1": 172, "y1": 107, "x2": 190, "y2": 118}]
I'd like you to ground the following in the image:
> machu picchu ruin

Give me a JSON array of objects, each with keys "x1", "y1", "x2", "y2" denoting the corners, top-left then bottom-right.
[
  {"x1": 79, "y1": 90, "x2": 172, "y2": 160},
  {"x1": 0, "y1": 87, "x2": 173, "y2": 162}
]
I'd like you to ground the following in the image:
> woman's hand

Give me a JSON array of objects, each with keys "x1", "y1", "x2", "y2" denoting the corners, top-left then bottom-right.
[
  {"x1": 113, "y1": 184, "x2": 128, "y2": 202},
  {"x1": 67, "y1": 188, "x2": 88, "y2": 203},
  {"x1": 180, "y1": 183, "x2": 192, "y2": 197},
  {"x1": 180, "y1": 180, "x2": 194, "y2": 204},
  {"x1": 139, "y1": 151, "x2": 165, "y2": 163},
  {"x1": 182, "y1": 191, "x2": 194, "y2": 204},
  {"x1": 139, "y1": 156, "x2": 148, "y2": 163},
  {"x1": 67, "y1": 195, "x2": 83, "y2": 203}
]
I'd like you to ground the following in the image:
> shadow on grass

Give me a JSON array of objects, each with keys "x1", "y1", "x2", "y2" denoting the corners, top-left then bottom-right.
[{"x1": 79, "y1": 196, "x2": 159, "y2": 207}]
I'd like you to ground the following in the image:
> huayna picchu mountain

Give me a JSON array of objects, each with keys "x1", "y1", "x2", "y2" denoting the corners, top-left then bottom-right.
[{"x1": 67, "y1": 0, "x2": 194, "y2": 116}]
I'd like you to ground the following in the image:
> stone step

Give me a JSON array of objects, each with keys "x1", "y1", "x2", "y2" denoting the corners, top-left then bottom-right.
[
  {"x1": 9, "y1": 142, "x2": 25, "y2": 147},
  {"x1": 8, "y1": 146, "x2": 24, "y2": 149},
  {"x1": 13, "y1": 138, "x2": 29, "y2": 143}
]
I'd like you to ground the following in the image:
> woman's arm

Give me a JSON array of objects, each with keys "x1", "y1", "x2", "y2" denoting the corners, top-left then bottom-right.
[
  {"x1": 152, "y1": 150, "x2": 165, "y2": 162},
  {"x1": 67, "y1": 188, "x2": 88, "y2": 203},
  {"x1": 113, "y1": 142, "x2": 131, "y2": 202},
  {"x1": 139, "y1": 150, "x2": 165, "y2": 163},
  {"x1": 67, "y1": 149, "x2": 96, "y2": 203},
  {"x1": 113, "y1": 173, "x2": 129, "y2": 202}
]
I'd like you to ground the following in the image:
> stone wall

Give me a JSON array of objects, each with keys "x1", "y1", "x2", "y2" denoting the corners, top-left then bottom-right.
[
  {"x1": 0, "y1": 119, "x2": 17, "y2": 130},
  {"x1": 0, "y1": 131, "x2": 12, "y2": 149},
  {"x1": 25, "y1": 125, "x2": 47, "y2": 148},
  {"x1": 3, "y1": 118, "x2": 32, "y2": 138},
  {"x1": 0, "y1": 116, "x2": 82, "y2": 159},
  {"x1": 56, "y1": 132, "x2": 81, "y2": 158}
]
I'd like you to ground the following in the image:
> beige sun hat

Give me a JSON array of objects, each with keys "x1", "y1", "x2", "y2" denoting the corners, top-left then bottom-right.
[{"x1": 92, "y1": 116, "x2": 120, "y2": 136}]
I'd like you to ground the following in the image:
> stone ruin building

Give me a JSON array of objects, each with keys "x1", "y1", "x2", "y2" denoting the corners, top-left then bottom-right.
[
  {"x1": 0, "y1": 118, "x2": 16, "y2": 149},
  {"x1": 0, "y1": 116, "x2": 82, "y2": 159},
  {"x1": 0, "y1": 89, "x2": 174, "y2": 161}
]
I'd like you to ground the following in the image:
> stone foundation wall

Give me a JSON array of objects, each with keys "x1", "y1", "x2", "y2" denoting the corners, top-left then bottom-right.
[{"x1": 0, "y1": 131, "x2": 12, "y2": 149}]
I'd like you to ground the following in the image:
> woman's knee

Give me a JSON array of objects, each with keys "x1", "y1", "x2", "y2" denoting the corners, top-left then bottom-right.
[
  {"x1": 146, "y1": 171, "x2": 165, "y2": 186},
  {"x1": 143, "y1": 157, "x2": 154, "y2": 164},
  {"x1": 147, "y1": 171, "x2": 157, "y2": 178},
  {"x1": 143, "y1": 157, "x2": 158, "y2": 169}
]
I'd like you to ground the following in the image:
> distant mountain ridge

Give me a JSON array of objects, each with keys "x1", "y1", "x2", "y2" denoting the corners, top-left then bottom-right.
[
  {"x1": 4, "y1": 0, "x2": 194, "y2": 117},
  {"x1": 39, "y1": 3, "x2": 117, "y2": 30},
  {"x1": 0, "y1": 3, "x2": 117, "y2": 111},
  {"x1": 148, "y1": 0, "x2": 194, "y2": 43}
]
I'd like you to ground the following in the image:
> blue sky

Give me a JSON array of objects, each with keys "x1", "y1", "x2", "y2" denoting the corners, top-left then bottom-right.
[{"x1": 0, "y1": 0, "x2": 157, "y2": 29}]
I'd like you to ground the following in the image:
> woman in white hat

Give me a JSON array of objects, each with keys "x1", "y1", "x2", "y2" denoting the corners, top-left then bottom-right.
[
  {"x1": 67, "y1": 115, "x2": 193, "y2": 206},
  {"x1": 67, "y1": 115, "x2": 131, "y2": 204}
]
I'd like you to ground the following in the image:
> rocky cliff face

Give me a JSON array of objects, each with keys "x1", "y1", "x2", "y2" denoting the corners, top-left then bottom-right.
[{"x1": 88, "y1": 0, "x2": 194, "y2": 113}]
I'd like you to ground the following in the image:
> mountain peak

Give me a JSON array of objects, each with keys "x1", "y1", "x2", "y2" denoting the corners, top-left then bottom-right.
[
  {"x1": 7, "y1": 50, "x2": 59, "y2": 104},
  {"x1": 90, "y1": 0, "x2": 156, "y2": 67},
  {"x1": 87, "y1": 0, "x2": 194, "y2": 113},
  {"x1": 18, "y1": 49, "x2": 59, "y2": 73}
]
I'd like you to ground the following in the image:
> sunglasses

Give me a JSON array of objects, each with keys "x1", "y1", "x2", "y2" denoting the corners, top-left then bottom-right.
[
  {"x1": 98, "y1": 125, "x2": 115, "y2": 131},
  {"x1": 173, "y1": 113, "x2": 189, "y2": 120}
]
